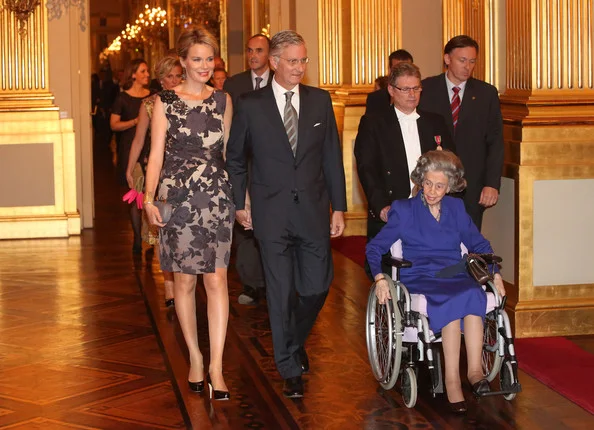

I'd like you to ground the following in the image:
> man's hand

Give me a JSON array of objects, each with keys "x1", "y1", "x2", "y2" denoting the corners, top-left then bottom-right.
[
  {"x1": 379, "y1": 205, "x2": 390, "y2": 223},
  {"x1": 479, "y1": 186, "x2": 499, "y2": 207},
  {"x1": 493, "y1": 273, "x2": 506, "y2": 297},
  {"x1": 236, "y1": 209, "x2": 253, "y2": 230},
  {"x1": 330, "y1": 211, "x2": 345, "y2": 238},
  {"x1": 374, "y1": 277, "x2": 391, "y2": 304}
]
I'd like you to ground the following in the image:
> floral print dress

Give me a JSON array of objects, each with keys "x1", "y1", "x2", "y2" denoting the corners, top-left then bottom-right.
[{"x1": 157, "y1": 89, "x2": 235, "y2": 274}]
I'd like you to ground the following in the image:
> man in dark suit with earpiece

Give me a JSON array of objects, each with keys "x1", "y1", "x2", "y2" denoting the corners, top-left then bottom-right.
[
  {"x1": 418, "y1": 35, "x2": 503, "y2": 230},
  {"x1": 227, "y1": 30, "x2": 347, "y2": 399}
]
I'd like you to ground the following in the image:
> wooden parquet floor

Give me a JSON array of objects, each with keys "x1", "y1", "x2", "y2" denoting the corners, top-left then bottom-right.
[{"x1": 0, "y1": 143, "x2": 593, "y2": 429}]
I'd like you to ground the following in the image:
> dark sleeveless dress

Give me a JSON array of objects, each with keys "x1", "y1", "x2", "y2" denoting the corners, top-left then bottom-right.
[{"x1": 157, "y1": 89, "x2": 235, "y2": 274}]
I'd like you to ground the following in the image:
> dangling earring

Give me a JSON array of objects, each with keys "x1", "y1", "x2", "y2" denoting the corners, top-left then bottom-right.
[{"x1": 182, "y1": 68, "x2": 187, "y2": 81}]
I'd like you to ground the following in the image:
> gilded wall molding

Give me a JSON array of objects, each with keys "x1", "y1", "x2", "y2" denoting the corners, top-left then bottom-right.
[{"x1": 0, "y1": 1, "x2": 55, "y2": 111}]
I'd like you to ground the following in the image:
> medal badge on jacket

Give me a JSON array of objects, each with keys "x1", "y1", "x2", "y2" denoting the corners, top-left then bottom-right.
[{"x1": 434, "y1": 135, "x2": 442, "y2": 150}]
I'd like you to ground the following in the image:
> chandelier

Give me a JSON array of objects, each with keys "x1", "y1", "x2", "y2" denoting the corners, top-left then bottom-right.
[
  {"x1": 134, "y1": 4, "x2": 167, "y2": 44},
  {"x1": 1, "y1": 0, "x2": 41, "y2": 38},
  {"x1": 46, "y1": 0, "x2": 87, "y2": 31}
]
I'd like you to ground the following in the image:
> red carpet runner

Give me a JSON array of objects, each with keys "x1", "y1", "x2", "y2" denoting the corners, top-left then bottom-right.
[
  {"x1": 515, "y1": 337, "x2": 594, "y2": 415},
  {"x1": 331, "y1": 235, "x2": 594, "y2": 415}
]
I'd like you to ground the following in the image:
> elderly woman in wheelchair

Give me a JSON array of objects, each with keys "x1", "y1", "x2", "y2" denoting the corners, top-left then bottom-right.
[{"x1": 365, "y1": 150, "x2": 520, "y2": 413}]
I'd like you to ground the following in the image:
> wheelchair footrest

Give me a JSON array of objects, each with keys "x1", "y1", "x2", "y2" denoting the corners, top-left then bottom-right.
[{"x1": 476, "y1": 383, "x2": 522, "y2": 397}]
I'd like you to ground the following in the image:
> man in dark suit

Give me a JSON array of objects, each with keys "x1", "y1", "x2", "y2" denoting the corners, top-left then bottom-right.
[
  {"x1": 227, "y1": 30, "x2": 347, "y2": 399},
  {"x1": 224, "y1": 34, "x2": 274, "y2": 306},
  {"x1": 418, "y1": 35, "x2": 503, "y2": 230},
  {"x1": 365, "y1": 49, "x2": 414, "y2": 115},
  {"x1": 224, "y1": 34, "x2": 274, "y2": 106},
  {"x1": 355, "y1": 62, "x2": 455, "y2": 276}
]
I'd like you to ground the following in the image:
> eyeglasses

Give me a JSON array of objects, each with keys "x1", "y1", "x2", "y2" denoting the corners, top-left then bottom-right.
[
  {"x1": 279, "y1": 57, "x2": 310, "y2": 66},
  {"x1": 391, "y1": 85, "x2": 422, "y2": 93},
  {"x1": 422, "y1": 179, "x2": 447, "y2": 192}
]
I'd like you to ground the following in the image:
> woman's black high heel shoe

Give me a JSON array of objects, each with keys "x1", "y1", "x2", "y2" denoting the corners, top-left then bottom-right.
[
  {"x1": 207, "y1": 374, "x2": 230, "y2": 401},
  {"x1": 448, "y1": 400, "x2": 467, "y2": 414},
  {"x1": 164, "y1": 298, "x2": 175, "y2": 308},
  {"x1": 188, "y1": 380, "x2": 204, "y2": 393}
]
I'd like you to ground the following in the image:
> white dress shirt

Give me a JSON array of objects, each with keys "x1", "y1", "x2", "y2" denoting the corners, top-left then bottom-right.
[
  {"x1": 394, "y1": 107, "x2": 422, "y2": 196},
  {"x1": 252, "y1": 68, "x2": 271, "y2": 90},
  {"x1": 445, "y1": 73, "x2": 468, "y2": 102},
  {"x1": 271, "y1": 77, "x2": 300, "y2": 121}
]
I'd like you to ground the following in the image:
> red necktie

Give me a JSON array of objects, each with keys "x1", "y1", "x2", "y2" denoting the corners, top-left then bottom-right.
[{"x1": 451, "y1": 86, "x2": 461, "y2": 131}]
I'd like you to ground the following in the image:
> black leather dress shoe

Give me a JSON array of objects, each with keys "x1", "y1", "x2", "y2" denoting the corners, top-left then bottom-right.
[
  {"x1": 283, "y1": 376, "x2": 304, "y2": 398},
  {"x1": 298, "y1": 347, "x2": 309, "y2": 373},
  {"x1": 472, "y1": 378, "x2": 491, "y2": 397},
  {"x1": 448, "y1": 400, "x2": 467, "y2": 414}
]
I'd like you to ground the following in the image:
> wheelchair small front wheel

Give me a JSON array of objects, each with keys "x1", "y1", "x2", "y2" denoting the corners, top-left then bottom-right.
[
  {"x1": 401, "y1": 366, "x2": 418, "y2": 408},
  {"x1": 366, "y1": 276, "x2": 402, "y2": 390},
  {"x1": 500, "y1": 359, "x2": 517, "y2": 401}
]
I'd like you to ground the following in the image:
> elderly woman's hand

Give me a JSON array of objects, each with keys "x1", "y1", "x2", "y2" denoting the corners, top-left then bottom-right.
[
  {"x1": 493, "y1": 273, "x2": 506, "y2": 297},
  {"x1": 374, "y1": 276, "x2": 392, "y2": 304}
]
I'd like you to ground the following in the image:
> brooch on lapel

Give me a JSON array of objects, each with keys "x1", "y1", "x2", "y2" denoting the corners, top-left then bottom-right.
[{"x1": 434, "y1": 135, "x2": 443, "y2": 151}]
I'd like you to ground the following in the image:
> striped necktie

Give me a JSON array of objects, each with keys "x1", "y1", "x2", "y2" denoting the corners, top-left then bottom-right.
[
  {"x1": 451, "y1": 86, "x2": 461, "y2": 131},
  {"x1": 255, "y1": 76, "x2": 263, "y2": 89},
  {"x1": 284, "y1": 91, "x2": 298, "y2": 156}
]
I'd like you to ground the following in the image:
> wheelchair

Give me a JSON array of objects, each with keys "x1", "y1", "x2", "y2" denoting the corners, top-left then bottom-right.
[{"x1": 365, "y1": 243, "x2": 522, "y2": 408}]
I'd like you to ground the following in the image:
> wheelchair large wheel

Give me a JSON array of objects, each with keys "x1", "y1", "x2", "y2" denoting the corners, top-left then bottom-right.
[
  {"x1": 401, "y1": 366, "x2": 418, "y2": 408},
  {"x1": 366, "y1": 276, "x2": 402, "y2": 390},
  {"x1": 500, "y1": 359, "x2": 517, "y2": 401},
  {"x1": 482, "y1": 311, "x2": 502, "y2": 382}
]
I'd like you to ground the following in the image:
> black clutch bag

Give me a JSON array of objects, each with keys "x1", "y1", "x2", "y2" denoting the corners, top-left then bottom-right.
[{"x1": 153, "y1": 201, "x2": 173, "y2": 224}]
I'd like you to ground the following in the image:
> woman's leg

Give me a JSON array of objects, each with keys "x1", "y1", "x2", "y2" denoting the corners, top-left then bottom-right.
[
  {"x1": 203, "y1": 267, "x2": 229, "y2": 391},
  {"x1": 441, "y1": 319, "x2": 464, "y2": 403},
  {"x1": 129, "y1": 205, "x2": 142, "y2": 252},
  {"x1": 463, "y1": 315, "x2": 484, "y2": 384},
  {"x1": 173, "y1": 272, "x2": 203, "y2": 382},
  {"x1": 164, "y1": 270, "x2": 174, "y2": 300}
]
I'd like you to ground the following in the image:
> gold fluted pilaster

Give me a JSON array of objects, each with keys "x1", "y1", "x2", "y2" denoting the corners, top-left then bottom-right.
[
  {"x1": 318, "y1": 0, "x2": 402, "y2": 91},
  {"x1": 442, "y1": 0, "x2": 500, "y2": 86},
  {"x1": 318, "y1": 0, "x2": 343, "y2": 87},
  {"x1": 317, "y1": 0, "x2": 402, "y2": 236},
  {"x1": 0, "y1": 1, "x2": 55, "y2": 111},
  {"x1": 350, "y1": 0, "x2": 401, "y2": 86},
  {"x1": 506, "y1": 0, "x2": 594, "y2": 96},
  {"x1": 499, "y1": 0, "x2": 594, "y2": 338}
]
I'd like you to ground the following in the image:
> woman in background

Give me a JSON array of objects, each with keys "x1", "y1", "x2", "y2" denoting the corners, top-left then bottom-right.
[
  {"x1": 125, "y1": 55, "x2": 183, "y2": 307},
  {"x1": 110, "y1": 59, "x2": 151, "y2": 254}
]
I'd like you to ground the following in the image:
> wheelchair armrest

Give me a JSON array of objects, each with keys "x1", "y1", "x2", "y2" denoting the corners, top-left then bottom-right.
[
  {"x1": 382, "y1": 255, "x2": 413, "y2": 268},
  {"x1": 476, "y1": 253, "x2": 502, "y2": 264}
]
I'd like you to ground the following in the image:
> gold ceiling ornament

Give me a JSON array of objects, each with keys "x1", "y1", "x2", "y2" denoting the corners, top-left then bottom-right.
[
  {"x1": 0, "y1": 0, "x2": 41, "y2": 38},
  {"x1": 46, "y1": 0, "x2": 87, "y2": 31}
]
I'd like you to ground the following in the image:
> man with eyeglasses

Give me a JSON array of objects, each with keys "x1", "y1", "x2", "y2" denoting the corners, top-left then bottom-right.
[
  {"x1": 365, "y1": 49, "x2": 414, "y2": 115},
  {"x1": 355, "y1": 62, "x2": 455, "y2": 278},
  {"x1": 418, "y1": 35, "x2": 503, "y2": 230},
  {"x1": 227, "y1": 30, "x2": 347, "y2": 399},
  {"x1": 224, "y1": 34, "x2": 274, "y2": 306}
]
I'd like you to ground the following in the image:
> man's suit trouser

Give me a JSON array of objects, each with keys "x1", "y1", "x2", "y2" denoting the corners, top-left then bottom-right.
[
  {"x1": 462, "y1": 189, "x2": 485, "y2": 231},
  {"x1": 257, "y1": 213, "x2": 333, "y2": 379},
  {"x1": 233, "y1": 224, "x2": 266, "y2": 293}
]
